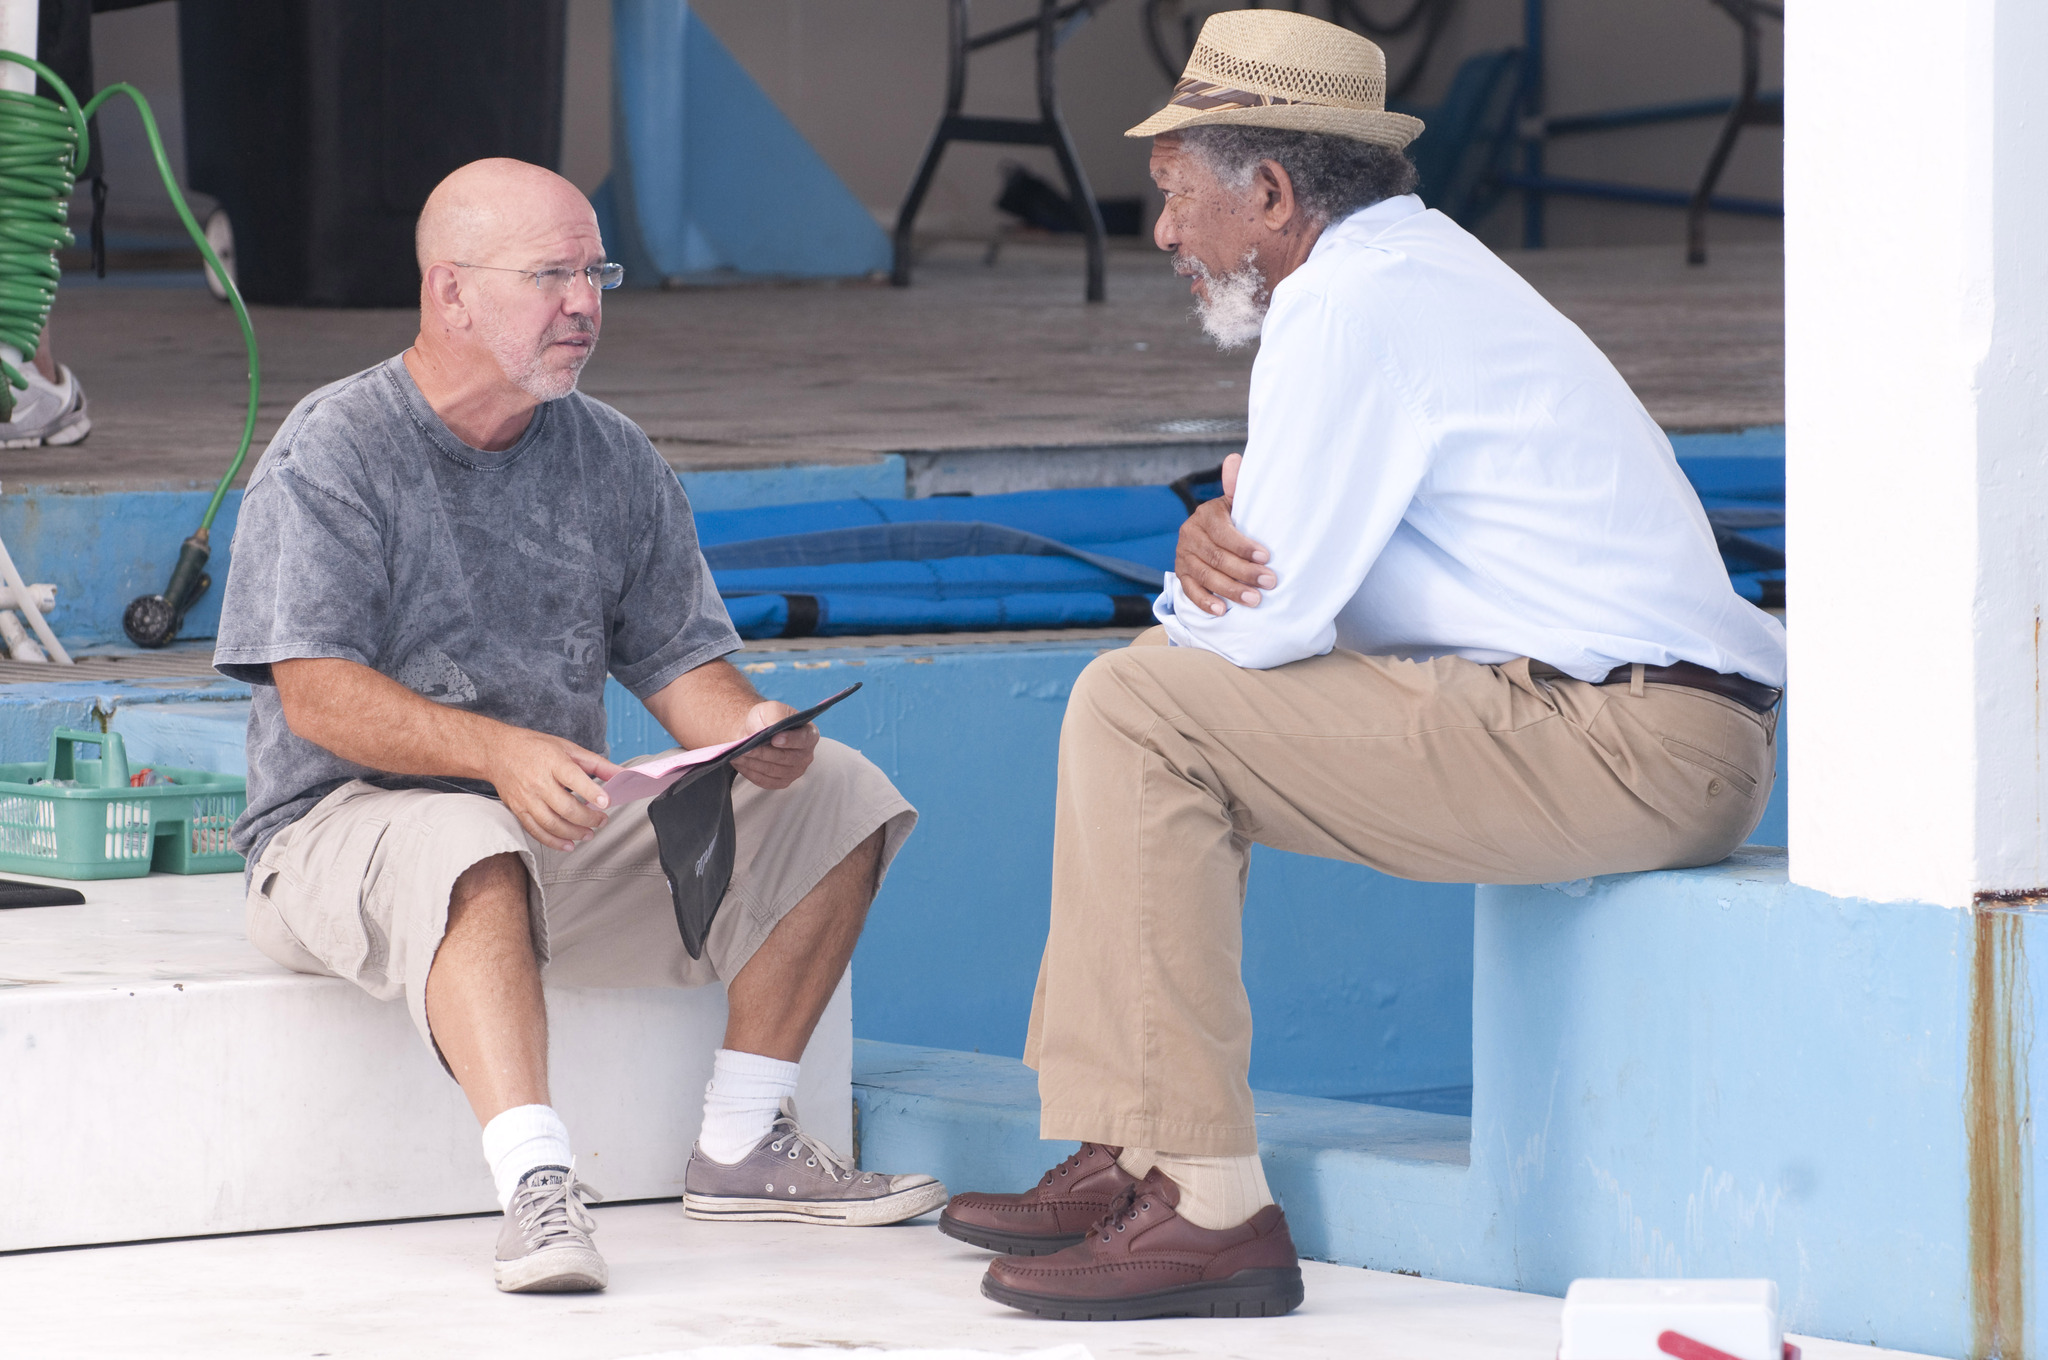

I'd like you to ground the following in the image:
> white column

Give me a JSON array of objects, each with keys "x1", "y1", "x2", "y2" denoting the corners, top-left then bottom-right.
[
  {"x1": 0, "y1": 0, "x2": 34, "y2": 96},
  {"x1": 1785, "y1": 0, "x2": 2048, "y2": 905}
]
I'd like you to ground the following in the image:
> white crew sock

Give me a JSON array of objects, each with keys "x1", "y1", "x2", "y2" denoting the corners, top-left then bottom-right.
[
  {"x1": 1146, "y1": 1151, "x2": 1274, "y2": 1230},
  {"x1": 697, "y1": 1048, "x2": 800, "y2": 1164},
  {"x1": 480, "y1": 1104, "x2": 574, "y2": 1210}
]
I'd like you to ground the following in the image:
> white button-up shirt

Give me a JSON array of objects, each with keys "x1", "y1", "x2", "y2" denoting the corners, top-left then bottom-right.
[{"x1": 1155, "y1": 195, "x2": 1787, "y2": 687}]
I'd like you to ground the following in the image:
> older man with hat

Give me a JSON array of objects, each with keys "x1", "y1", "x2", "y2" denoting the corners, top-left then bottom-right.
[{"x1": 939, "y1": 10, "x2": 1785, "y2": 1320}]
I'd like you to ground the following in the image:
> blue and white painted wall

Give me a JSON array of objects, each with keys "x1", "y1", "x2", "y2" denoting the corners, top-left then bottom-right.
[{"x1": 592, "y1": 0, "x2": 891, "y2": 284}]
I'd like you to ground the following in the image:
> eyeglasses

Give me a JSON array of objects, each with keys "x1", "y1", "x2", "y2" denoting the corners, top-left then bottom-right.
[{"x1": 453, "y1": 261, "x2": 625, "y2": 293}]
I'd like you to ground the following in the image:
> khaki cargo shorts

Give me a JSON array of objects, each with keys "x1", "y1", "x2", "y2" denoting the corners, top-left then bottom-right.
[{"x1": 244, "y1": 738, "x2": 916, "y2": 1049}]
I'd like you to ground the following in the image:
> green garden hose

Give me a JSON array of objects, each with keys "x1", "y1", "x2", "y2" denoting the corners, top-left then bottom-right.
[{"x1": 0, "y1": 50, "x2": 262, "y2": 648}]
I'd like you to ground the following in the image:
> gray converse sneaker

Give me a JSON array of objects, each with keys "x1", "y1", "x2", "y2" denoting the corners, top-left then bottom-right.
[
  {"x1": 494, "y1": 1165, "x2": 607, "y2": 1293},
  {"x1": 684, "y1": 1099, "x2": 947, "y2": 1226}
]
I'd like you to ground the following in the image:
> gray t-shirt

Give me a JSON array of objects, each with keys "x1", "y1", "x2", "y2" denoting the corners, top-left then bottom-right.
[{"x1": 216, "y1": 355, "x2": 740, "y2": 860}]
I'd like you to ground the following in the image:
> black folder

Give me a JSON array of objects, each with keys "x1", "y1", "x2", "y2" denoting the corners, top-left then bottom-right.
[
  {"x1": 647, "y1": 684, "x2": 861, "y2": 959},
  {"x1": 0, "y1": 878, "x2": 84, "y2": 909}
]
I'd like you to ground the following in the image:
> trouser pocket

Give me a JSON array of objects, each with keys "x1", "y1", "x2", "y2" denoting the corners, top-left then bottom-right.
[
  {"x1": 268, "y1": 815, "x2": 390, "y2": 980},
  {"x1": 1662, "y1": 735, "x2": 1760, "y2": 802}
]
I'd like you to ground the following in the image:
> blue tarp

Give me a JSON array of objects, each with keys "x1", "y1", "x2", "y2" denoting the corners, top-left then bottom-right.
[
  {"x1": 700, "y1": 459, "x2": 1786, "y2": 639},
  {"x1": 695, "y1": 486, "x2": 1189, "y2": 560},
  {"x1": 1679, "y1": 455, "x2": 1785, "y2": 608},
  {"x1": 697, "y1": 487, "x2": 1191, "y2": 638}
]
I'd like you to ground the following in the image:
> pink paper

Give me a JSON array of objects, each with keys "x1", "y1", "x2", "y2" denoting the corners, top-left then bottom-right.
[{"x1": 601, "y1": 737, "x2": 745, "y2": 804}]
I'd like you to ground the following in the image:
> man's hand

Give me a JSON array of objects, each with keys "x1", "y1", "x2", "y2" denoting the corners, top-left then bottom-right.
[
  {"x1": 272, "y1": 656, "x2": 624, "y2": 854},
  {"x1": 478, "y1": 724, "x2": 622, "y2": 852},
  {"x1": 731, "y1": 700, "x2": 817, "y2": 790},
  {"x1": 643, "y1": 661, "x2": 820, "y2": 791},
  {"x1": 1175, "y1": 453, "x2": 1277, "y2": 617}
]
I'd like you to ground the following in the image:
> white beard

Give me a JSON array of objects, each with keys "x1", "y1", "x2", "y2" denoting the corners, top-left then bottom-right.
[
  {"x1": 1182, "y1": 250, "x2": 1269, "y2": 351},
  {"x1": 477, "y1": 290, "x2": 593, "y2": 402}
]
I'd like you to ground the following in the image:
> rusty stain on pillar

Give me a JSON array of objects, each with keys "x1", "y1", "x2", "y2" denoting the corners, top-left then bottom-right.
[{"x1": 1968, "y1": 903, "x2": 2032, "y2": 1359}]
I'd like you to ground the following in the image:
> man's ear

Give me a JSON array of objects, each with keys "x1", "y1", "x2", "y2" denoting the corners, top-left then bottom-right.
[
  {"x1": 421, "y1": 262, "x2": 470, "y2": 330},
  {"x1": 1255, "y1": 159, "x2": 1299, "y2": 231}
]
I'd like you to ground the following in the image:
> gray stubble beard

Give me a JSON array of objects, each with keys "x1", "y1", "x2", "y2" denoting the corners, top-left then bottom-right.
[{"x1": 478, "y1": 289, "x2": 596, "y2": 402}]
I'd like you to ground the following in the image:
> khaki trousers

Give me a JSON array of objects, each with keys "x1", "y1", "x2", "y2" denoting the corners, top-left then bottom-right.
[{"x1": 1023, "y1": 629, "x2": 1775, "y2": 1155}]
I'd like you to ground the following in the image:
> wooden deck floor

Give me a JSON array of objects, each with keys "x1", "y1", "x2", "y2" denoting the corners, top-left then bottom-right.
[{"x1": 5, "y1": 236, "x2": 1781, "y2": 492}]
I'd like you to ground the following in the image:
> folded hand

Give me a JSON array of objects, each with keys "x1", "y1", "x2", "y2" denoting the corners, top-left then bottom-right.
[{"x1": 1173, "y1": 453, "x2": 1277, "y2": 617}]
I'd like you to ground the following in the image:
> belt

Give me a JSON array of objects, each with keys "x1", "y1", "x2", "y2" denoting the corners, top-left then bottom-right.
[{"x1": 1599, "y1": 660, "x2": 1781, "y2": 714}]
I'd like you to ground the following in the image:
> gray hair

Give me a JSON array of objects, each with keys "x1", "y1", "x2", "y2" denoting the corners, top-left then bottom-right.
[{"x1": 1176, "y1": 127, "x2": 1419, "y2": 225}]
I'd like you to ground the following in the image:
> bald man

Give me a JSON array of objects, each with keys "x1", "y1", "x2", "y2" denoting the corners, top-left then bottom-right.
[{"x1": 216, "y1": 159, "x2": 943, "y2": 1294}]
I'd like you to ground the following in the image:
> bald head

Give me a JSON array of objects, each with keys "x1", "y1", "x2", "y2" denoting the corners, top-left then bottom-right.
[
  {"x1": 416, "y1": 158, "x2": 597, "y2": 275},
  {"x1": 409, "y1": 158, "x2": 607, "y2": 432}
]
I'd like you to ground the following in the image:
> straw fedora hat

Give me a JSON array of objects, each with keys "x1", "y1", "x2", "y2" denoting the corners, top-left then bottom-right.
[{"x1": 1126, "y1": 9, "x2": 1424, "y2": 150}]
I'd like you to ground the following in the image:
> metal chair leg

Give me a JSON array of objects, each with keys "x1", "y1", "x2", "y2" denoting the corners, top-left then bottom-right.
[
  {"x1": 892, "y1": 0, "x2": 971, "y2": 289},
  {"x1": 1688, "y1": 1, "x2": 1765, "y2": 265},
  {"x1": 892, "y1": 134, "x2": 950, "y2": 288},
  {"x1": 1046, "y1": 123, "x2": 1106, "y2": 302},
  {"x1": 1036, "y1": 2, "x2": 1106, "y2": 302},
  {"x1": 891, "y1": 0, "x2": 1109, "y2": 301}
]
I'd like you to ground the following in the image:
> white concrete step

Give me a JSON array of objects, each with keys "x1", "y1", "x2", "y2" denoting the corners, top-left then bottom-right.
[
  {"x1": 0, "y1": 870, "x2": 851, "y2": 1251},
  {"x1": 0, "y1": 1202, "x2": 1939, "y2": 1360}
]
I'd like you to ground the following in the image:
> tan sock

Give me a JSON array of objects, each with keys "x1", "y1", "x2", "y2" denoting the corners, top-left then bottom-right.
[
  {"x1": 1116, "y1": 1146, "x2": 1157, "y2": 1179},
  {"x1": 1148, "y1": 1151, "x2": 1273, "y2": 1230}
]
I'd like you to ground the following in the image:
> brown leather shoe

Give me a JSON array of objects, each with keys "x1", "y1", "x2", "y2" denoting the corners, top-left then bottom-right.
[
  {"x1": 980, "y1": 1169, "x2": 1305, "y2": 1320},
  {"x1": 938, "y1": 1143, "x2": 1139, "y2": 1256}
]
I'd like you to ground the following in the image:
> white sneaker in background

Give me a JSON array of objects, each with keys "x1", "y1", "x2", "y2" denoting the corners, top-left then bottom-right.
[{"x1": 0, "y1": 362, "x2": 90, "y2": 449}]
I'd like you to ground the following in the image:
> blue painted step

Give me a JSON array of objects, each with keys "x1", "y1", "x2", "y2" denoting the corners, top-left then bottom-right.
[{"x1": 851, "y1": 1038, "x2": 1471, "y2": 1271}]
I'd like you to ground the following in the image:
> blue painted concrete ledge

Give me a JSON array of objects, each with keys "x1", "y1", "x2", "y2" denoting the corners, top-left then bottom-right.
[
  {"x1": 0, "y1": 457, "x2": 904, "y2": 647},
  {"x1": 857, "y1": 848, "x2": 2032, "y2": 1360}
]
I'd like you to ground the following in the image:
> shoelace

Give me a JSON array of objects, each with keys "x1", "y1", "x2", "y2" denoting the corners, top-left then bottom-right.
[
  {"x1": 767, "y1": 1117, "x2": 878, "y2": 1187},
  {"x1": 515, "y1": 1170, "x2": 603, "y2": 1249},
  {"x1": 1087, "y1": 1184, "x2": 1156, "y2": 1243},
  {"x1": 1040, "y1": 1143, "x2": 1106, "y2": 1188}
]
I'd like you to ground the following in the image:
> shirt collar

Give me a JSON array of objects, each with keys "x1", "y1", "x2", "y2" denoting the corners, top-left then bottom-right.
[
  {"x1": 1307, "y1": 193, "x2": 1426, "y2": 262},
  {"x1": 385, "y1": 353, "x2": 554, "y2": 471}
]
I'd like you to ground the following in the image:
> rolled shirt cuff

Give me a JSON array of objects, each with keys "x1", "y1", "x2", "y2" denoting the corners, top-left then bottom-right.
[{"x1": 1153, "y1": 573, "x2": 1195, "y2": 648}]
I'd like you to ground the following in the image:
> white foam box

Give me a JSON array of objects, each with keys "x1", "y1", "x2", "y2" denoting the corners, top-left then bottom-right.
[{"x1": 1559, "y1": 1279, "x2": 1792, "y2": 1360}]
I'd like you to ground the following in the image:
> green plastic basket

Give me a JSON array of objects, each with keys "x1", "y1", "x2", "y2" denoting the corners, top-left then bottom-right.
[{"x1": 0, "y1": 728, "x2": 246, "y2": 879}]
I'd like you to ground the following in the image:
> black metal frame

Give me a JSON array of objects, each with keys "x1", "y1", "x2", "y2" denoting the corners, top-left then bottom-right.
[
  {"x1": 1510, "y1": 0, "x2": 1783, "y2": 260},
  {"x1": 891, "y1": 0, "x2": 1109, "y2": 303},
  {"x1": 1687, "y1": 0, "x2": 1782, "y2": 264}
]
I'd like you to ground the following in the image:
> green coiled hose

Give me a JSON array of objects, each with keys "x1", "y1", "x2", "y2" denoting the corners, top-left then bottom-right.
[{"x1": 0, "y1": 50, "x2": 262, "y2": 647}]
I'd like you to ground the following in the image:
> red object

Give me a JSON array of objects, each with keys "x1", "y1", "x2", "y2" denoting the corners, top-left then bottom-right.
[
  {"x1": 1656, "y1": 1333, "x2": 1800, "y2": 1360},
  {"x1": 129, "y1": 769, "x2": 152, "y2": 788}
]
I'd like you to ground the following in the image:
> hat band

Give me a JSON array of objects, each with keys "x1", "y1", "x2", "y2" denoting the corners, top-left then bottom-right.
[{"x1": 1168, "y1": 75, "x2": 1305, "y2": 114}]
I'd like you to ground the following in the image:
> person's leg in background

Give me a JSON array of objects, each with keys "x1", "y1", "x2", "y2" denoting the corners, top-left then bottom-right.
[{"x1": 0, "y1": 0, "x2": 96, "y2": 446}]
